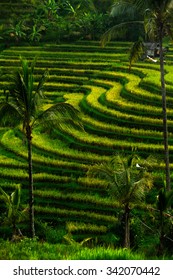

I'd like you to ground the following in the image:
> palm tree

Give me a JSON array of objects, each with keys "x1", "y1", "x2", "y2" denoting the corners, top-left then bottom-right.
[
  {"x1": 101, "y1": 0, "x2": 173, "y2": 191},
  {"x1": 0, "y1": 57, "x2": 82, "y2": 238},
  {"x1": 87, "y1": 154, "x2": 153, "y2": 248},
  {"x1": 144, "y1": 0, "x2": 173, "y2": 192}
]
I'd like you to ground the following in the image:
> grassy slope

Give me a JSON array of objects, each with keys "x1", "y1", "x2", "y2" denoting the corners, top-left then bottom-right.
[
  {"x1": 0, "y1": 41, "x2": 173, "y2": 256},
  {"x1": 0, "y1": 238, "x2": 146, "y2": 260}
]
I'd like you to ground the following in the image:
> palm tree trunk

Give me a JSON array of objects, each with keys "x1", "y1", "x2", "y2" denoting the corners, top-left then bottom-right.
[
  {"x1": 124, "y1": 203, "x2": 130, "y2": 248},
  {"x1": 159, "y1": 24, "x2": 171, "y2": 191},
  {"x1": 27, "y1": 125, "x2": 35, "y2": 238},
  {"x1": 158, "y1": 209, "x2": 164, "y2": 254}
]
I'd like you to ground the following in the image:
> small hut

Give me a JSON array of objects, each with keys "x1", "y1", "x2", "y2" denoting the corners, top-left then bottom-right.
[{"x1": 143, "y1": 42, "x2": 168, "y2": 58}]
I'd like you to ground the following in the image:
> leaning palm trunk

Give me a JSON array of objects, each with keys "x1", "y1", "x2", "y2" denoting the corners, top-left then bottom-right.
[
  {"x1": 158, "y1": 24, "x2": 171, "y2": 191},
  {"x1": 26, "y1": 125, "x2": 35, "y2": 238},
  {"x1": 124, "y1": 203, "x2": 130, "y2": 248}
]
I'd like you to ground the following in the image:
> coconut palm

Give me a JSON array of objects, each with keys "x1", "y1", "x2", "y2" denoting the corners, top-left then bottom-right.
[
  {"x1": 87, "y1": 154, "x2": 153, "y2": 248},
  {"x1": 143, "y1": 0, "x2": 173, "y2": 192},
  {"x1": 0, "y1": 57, "x2": 82, "y2": 238},
  {"x1": 101, "y1": 0, "x2": 173, "y2": 191}
]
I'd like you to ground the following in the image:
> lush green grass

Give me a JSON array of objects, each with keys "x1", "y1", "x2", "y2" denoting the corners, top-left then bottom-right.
[
  {"x1": 1, "y1": 236, "x2": 171, "y2": 260},
  {"x1": 0, "y1": 238, "x2": 146, "y2": 260}
]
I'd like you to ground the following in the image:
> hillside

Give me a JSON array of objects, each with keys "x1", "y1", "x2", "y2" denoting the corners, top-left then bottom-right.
[{"x1": 0, "y1": 41, "x2": 173, "y2": 250}]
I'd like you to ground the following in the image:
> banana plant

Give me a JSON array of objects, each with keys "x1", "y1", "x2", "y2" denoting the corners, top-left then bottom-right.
[
  {"x1": 28, "y1": 22, "x2": 46, "y2": 42},
  {"x1": 5, "y1": 20, "x2": 28, "y2": 42},
  {"x1": 0, "y1": 185, "x2": 26, "y2": 237}
]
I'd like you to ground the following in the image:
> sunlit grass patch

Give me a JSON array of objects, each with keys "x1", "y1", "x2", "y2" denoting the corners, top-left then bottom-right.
[{"x1": 0, "y1": 238, "x2": 145, "y2": 260}]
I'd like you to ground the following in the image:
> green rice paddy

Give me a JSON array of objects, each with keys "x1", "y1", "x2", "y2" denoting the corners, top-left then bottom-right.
[{"x1": 0, "y1": 41, "x2": 173, "y2": 255}]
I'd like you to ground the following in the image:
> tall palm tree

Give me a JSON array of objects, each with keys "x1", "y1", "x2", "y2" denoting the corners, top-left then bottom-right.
[
  {"x1": 144, "y1": 0, "x2": 173, "y2": 192},
  {"x1": 87, "y1": 154, "x2": 153, "y2": 248},
  {"x1": 101, "y1": 0, "x2": 173, "y2": 191},
  {"x1": 0, "y1": 57, "x2": 82, "y2": 238}
]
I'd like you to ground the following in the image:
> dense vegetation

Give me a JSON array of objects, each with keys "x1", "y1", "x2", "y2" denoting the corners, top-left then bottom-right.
[
  {"x1": 0, "y1": 0, "x2": 142, "y2": 46},
  {"x1": 0, "y1": 0, "x2": 173, "y2": 260}
]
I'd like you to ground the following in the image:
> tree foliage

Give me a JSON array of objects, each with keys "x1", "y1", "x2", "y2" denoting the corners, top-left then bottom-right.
[
  {"x1": 0, "y1": 185, "x2": 26, "y2": 238},
  {"x1": 0, "y1": 57, "x2": 82, "y2": 237},
  {"x1": 87, "y1": 153, "x2": 153, "y2": 248}
]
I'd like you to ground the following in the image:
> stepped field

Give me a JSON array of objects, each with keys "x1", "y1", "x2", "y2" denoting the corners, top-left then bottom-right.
[
  {"x1": 0, "y1": 41, "x2": 173, "y2": 243},
  {"x1": 0, "y1": 0, "x2": 34, "y2": 26}
]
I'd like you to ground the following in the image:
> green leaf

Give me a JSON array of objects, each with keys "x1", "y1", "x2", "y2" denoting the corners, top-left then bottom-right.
[
  {"x1": 36, "y1": 69, "x2": 49, "y2": 98},
  {"x1": 87, "y1": 154, "x2": 153, "y2": 206},
  {"x1": 37, "y1": 102, "x2": 83, "y2": 131},
  {"x1": 0, "y1": 187, "x2": 10, "y2": 204},
  {"x1": 129, "y1": 37, "x2": 144, "y2": 71},
  {"x1": 11, "y1": 186, "x2": 21, "y2": 209}
]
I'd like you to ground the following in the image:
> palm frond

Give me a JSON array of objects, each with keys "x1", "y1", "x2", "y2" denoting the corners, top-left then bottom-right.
[
  {"x1": 87, "y1": 162, "x2": 126, "y2": 201},
  {"x1": 135, "y1": 0, "x2": 148, "y2": 10},
  {"x1": 129, "y1": 37, "x2": 144, "y2": 71},
  {"x1": 138, "y1": 154, "x2": 160, "y2": 171},
  {"x1": 8, "y1": 71, "x2": 28, "y2": 112},
  {"x1": 0, "y1": 187, "x2": 10, "y2": 205},
  {"x1": 127, "y1": 153, "x2": 139, "y2": 168},
  {"x1": 111, "y1": 0, "x2": 140, "y2": 18},
  {"x1": 36, "y1": 69, "x2": 49, "y2": 98},
  {"x1": 111, "y1": 171, "x2": 131, "y2": 201},
  {"x1": 101, "y1": 20, "x2": 143, "y2": 47},
  {"x1": 35, "y1": 102, "x2": 83, "y2": 131},
  {"x1": 87, "y1": 162, "x2": 115, "y2": 184},
  {"x1": 131, "y1": 172, "x2": 153, "y2": 199},
  {"x1": 110, "y1": 153, "x2": 125, "y2": 172},
  {"x1": 11, "y1": 186, "x2": 21, "y2": 209},
  {"x1": 0, "y1": 101, "x2": 22, "y2": 127},
  {"x1": 20, "y1": 57, "x2": 29, "y2": 89},
  {"x1": 144, "y1": 11, "x2": 157, "y2": 40},
  {"x1": 101, "y1": 23, "x2": 128, "y2": 47},
  {"x1": 31, "y1": 69, "x2": 49, "y2": 114}
]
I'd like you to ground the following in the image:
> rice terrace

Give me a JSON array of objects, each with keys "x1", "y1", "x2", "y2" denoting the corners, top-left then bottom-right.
[{"x1": 0, "y1": 0, "x2": 173, "y2": 260}]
